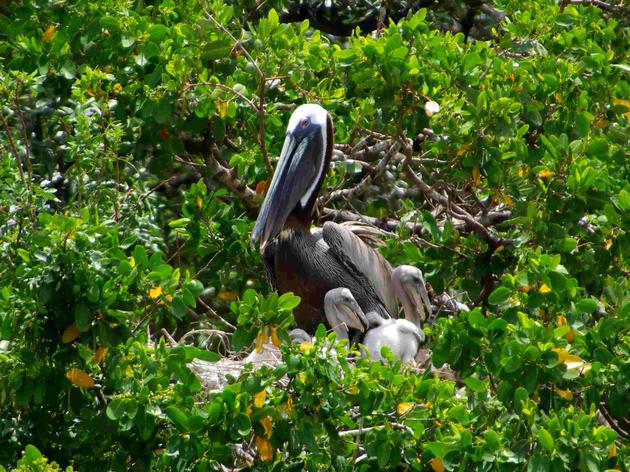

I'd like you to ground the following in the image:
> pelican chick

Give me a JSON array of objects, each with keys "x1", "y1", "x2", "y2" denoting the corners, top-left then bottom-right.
[
  {"x1": 392, "y1": 265, "x2": 432, "y2": 328},
  {"x1": 363, "y1": 311, "x2": 425, "y2": 364},
  {"x1": 324, "y1": 287, "x2": 368, "y2": 342}
]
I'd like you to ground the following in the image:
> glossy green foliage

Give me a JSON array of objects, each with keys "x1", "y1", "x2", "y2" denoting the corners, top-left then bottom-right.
[{"x1": 0, "y1": 0, "x2": 628, "y2": 470}]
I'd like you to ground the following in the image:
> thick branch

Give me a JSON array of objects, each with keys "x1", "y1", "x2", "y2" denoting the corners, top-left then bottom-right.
[{"x1": 320, "y1": 207, "x2": 425, "y2": 235}]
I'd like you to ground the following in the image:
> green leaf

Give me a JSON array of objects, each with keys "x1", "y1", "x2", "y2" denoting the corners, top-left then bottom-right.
[
  {"x1": 377, "y1": 440, "x2": 392, "y2": 468},
  {"x1": 148, "y1": 24, "x2": 169, "y2": 41},
  {"x1": 203, "y1": 40, "x2": 233, "y2": 60},
  {"x1": 611, "y1": 189, "x2": 630, "y2": 212},
  {"x1": 537, "y1": 428, "x2": 555, "y2": 451},
  {"x1": 467, "y1": 308, "x2": 486, "y2": 328},
  {"x1": 133, "y1": 245, "x2": 149, "y2": 268},
  {"x1": 99, "y1": 16, "x2": 119, "y2": 29},
  {"x1": 75, "y1": 302, "x2": 91, "y2": 331},
  {"x1": 576, "y1": 112, "x2": 590, "y2": 137},
  {"x1": 268, "y1": 8, "x2": 279, "y2": 29},
  {"x1": 106, "y1": 398, "x2": 125, "y2": 421},
  {"x1": 488, "y1": 286, "x2": 512, "y2": 305},
  {"x1": 514, "y1": 387, "x2": 528, "y2": 413},
  {"x1": 170, "y1": 296, "x2": 188, "y2": 319},
  {"x1": 20, "y1": 445, "x2": 43, "y2": 465},
  {"x1": 165, "y1": 405, "x2": 189, "y2": 432},
  {"x1": 278, "y1": 292, "x2": 301, "y2": 311},
  {"x1": 300, "y1": 420, "x2": 319, "y2": 452},
  {"x1": 556, "y1": 237, "x2": 577, "y2": 253},
  {"x1": 576, "y1": 298, "x2": 598, "y2": 313},
  {"x1": 464, "y1": 375, "x2": 486, "y2": 393}
]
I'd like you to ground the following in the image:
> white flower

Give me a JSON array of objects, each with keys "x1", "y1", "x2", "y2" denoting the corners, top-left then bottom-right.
[{"x1": 424, "y1": 100, "x2": 440, "y2": 117}]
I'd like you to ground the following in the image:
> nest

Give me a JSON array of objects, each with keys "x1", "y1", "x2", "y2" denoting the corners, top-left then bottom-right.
[{"x1": 187, "y1": 343, "x2": 285, "y2": 392}]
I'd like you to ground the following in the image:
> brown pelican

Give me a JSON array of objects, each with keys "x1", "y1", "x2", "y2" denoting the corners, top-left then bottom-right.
[{"x1": 251, "y1": 104, "x2": 396, "y2": 332}]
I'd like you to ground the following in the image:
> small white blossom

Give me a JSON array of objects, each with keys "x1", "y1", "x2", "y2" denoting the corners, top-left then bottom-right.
[{"x1": 424, "y1": 100, "x2": 440, "y2": 117}]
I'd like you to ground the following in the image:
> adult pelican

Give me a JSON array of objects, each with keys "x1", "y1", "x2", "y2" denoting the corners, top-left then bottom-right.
[{"x1": 251, "y1": 104, "x2": 396, "y2": 332}]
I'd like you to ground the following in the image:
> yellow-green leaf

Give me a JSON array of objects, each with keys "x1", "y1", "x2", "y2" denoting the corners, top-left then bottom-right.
[{"x1": 396, "y1": 402, "x2": 415, "y2": 415}]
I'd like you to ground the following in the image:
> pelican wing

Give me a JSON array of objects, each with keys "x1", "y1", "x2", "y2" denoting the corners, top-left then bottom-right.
[
  {"x1": 261, "y1": 240, "x2": 277, "y2": 290},
  {"x1": 322, "y1": 222, "x2": 397, "y2": 317},
  {"x1": 395, "y1": 319, "x2": 426, "y2": 345}
]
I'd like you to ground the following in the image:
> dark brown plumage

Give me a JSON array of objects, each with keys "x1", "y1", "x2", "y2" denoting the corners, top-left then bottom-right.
[{"x1": 252, "y1": 104, "x2": 395, "y2": 332}]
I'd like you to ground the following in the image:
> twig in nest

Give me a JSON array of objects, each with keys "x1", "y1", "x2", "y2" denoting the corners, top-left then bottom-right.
[
  {"x1": 198, "y1": 297, "x2": 237, "y2": 331},
  {"x1": 161, "y1": 328, "x2": 178, "y2": 347},
  {"x1": 179, "y1": 329, "x2": 231, "y2": 353}
]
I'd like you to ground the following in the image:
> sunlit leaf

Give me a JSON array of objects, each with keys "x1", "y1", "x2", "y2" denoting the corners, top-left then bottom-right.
[
  {"x1": 149, "y1": 286, "x2": 163, "y2": 299},
  {"x1": 66, "y1": 368, "x2": 95, "y2": 388},
  {"x1": 429, "y1": 457, "x2": 445, "y2": 472},
  {"x1": 396, "y1": 402, "x2": 415, "y2": 415},
  {"x1": 62, "y1": 323, "x2": 81, "y2": 343},
  {"x1": 255, "y1": 435, "x2": 273, "y2": 462},
  {"x1": 254, "y1": 390, "x2": 266, "y2": 408}
]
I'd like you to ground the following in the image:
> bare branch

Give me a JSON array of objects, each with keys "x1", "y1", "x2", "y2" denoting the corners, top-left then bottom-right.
[
  {"x1": 569, "y1": 0, "x2": 620, "y2": 10},
  {"x1": 199, "y1": 10, "x2": 273, "y2": 174},
  {"x1": 0, "y1": 112, "x2": 26, "y2": 186},
  {"x1": 185, "y1": 82, "x2": 258, "y2": 113},
  {"x1": 198, "y1": 297, "x2": 237, "y2": 331},
  {"x1": 326, "y1": 142, "x2": 399, "y2": 203},
  {"x1": 203, "y1": 144, "x2": 259, "y2": 213},
  {"x1": 399, "y1": 138, "x2": 512, "y2": 248},
  {"x1": 339, "y1": 422, "x2": 415, "y2": 437}
]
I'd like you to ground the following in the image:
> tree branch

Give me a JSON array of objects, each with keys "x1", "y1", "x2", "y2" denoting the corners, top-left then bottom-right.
[
  {"x1": 569, "y1": 0, "x2": 620, "y2": 11},
  {"x1": 320, "y1": 207, "x2": 425, "y2": 235},
  {"x1": 326, "y1": 142, "x2": 399, "y2": 203},
  {"x1": 399, "y1": 138, "x2": 512, "y2": 248},
  {"x1": 198, "y1": 142, "x2": 258, "y2": 213}
]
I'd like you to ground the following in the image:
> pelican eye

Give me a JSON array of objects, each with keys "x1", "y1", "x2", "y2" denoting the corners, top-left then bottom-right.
[{"x1": 300, "y1": 117, "x2": 310, "y2": 129}]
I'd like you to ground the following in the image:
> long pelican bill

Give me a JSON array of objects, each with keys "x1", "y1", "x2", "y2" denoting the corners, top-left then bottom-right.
[
  {"x1": 392, "y1": 265, "x2": 432, "y2": 326},
  {"x1": 251, "y1": 104, "x2": 328, "y2": 251},
  {"x1": 338, "y1": 298, "x2": 368, "y2": 332}
]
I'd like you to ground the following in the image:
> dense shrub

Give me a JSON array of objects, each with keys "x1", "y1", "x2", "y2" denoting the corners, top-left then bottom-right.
[{"x1": 0, "y1": 0, "x2": 628, "y2": 470}]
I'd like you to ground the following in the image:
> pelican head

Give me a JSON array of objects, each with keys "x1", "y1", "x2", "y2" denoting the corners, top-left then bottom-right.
[
  {"x1": 392, "y1": 265, "x2": 432, "y2": 327},
  {"x1": 251, "y1": 104, "x2": 333, "y2": 251},
  {"x1": 324, "y1": 287, "x2": 369, "y2": 340}
]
